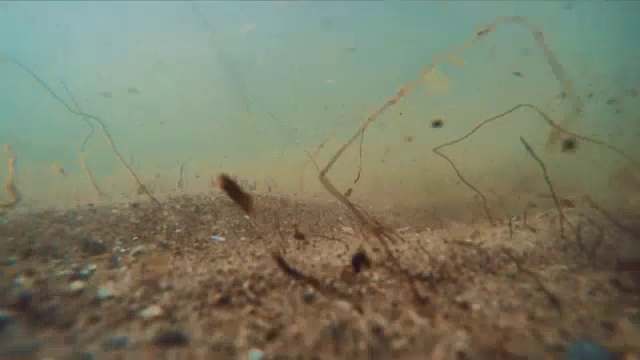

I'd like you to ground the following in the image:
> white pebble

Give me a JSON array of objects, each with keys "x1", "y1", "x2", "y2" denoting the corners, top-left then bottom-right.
[
  {"x1": 139, "y1": 305, "x2": 163, "y2": 320},
  {"x1": 68, "y1": 280, "x2": 86, "y2": 293}
]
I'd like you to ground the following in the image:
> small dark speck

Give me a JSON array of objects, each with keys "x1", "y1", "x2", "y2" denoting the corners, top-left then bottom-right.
[
  {"x1": 512, "y1": 71, "x2": 524, "y2": 78},
  {"x1": 431, "y1": 117, "x2": 444, "y2": 128},
  {"x1": 127, "y1": 87, "x2": 140, "y2": 94},
  {"x1": 561, "y1": 137, "x2": 577, "y2": 153},
  {"x1": 586, "y1": 91, "x2": 593, "y2": 99},
  {"x1": 99, "y1": 91, "x2": 112, "y2": 98},
  {"x1": 606, "y1": 98, "x2": 617, "y2": 105}
]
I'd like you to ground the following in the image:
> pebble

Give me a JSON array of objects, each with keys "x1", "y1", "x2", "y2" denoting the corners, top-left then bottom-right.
[
  {"x1": 101, "y1": 336, "x2": 130, "y2": 351},
  {"x1": 566, "y1": 340, "x2": 614, "y2": 360},
  {"x1": 2, "y1": 340, "x2": 41, "y2": 358},
  {"x1": 152, "y1": 329, "x2": 189, "y2": 347},
  {"x1": 12, "y1": 274, "x2": 25, "y2": 287},
  {"x1": 82, "y1": 238, "x2": 108, "y2": 256},
  {"x1": 69, "y1": 352, "x2": 94, "y2": 360},
  {"x1": 139, "y1": 305, "x2": 163, "y2": 320},
  {"x1": 0, "y1": 310, "x2": 15, "y2": 333},
  {"x1": 248, "y1": 348, "x2": 265, "y2": 360},
  {"x1": 302, "y1": 289, "x2": 315, "y2": 304},
  {"x1": 68, "y1": 280, "x2": 86, "y2": 294},
  {"x1": 96, "y1": 287, "x2": 114, "y2": 301},
  {"x1": 130, "y1": 245, "x2": 148, "y2": 257},
  {"x1": 1, "y1": 256, "x2": 16, "y2": 266},
  {"x1": 109, "y1": 255, "x2": 120, "y2": 269}
]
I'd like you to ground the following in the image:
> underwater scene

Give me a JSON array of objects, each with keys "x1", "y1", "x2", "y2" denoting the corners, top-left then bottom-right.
[{"x1": 0, "y1": 1, "x2": 639, "y2": 359}]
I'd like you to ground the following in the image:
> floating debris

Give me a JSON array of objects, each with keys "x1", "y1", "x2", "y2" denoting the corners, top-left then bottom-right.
[
  {"x1": 431, "y1": 117, "x2": 444, "y2": 128},
  {"x1": 561, "y1": 137, "x2": 578, "y2": 153},
  {"x1": 512, "y1": 71, "x2": 524, "y2": 78},
  {"x1": 127, "y1": 87, "x2": 140, "y2": 94},
  {"x1": 216, "y1": 173, "x2": 255, "y2": 216}
]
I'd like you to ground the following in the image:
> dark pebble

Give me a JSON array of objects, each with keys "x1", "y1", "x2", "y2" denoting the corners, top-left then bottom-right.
[
  {"x1": 0, "y1": 310, "x2": 15, "y2": 333},
  {"x1": 81, "y1": 238, "x2": 108, "y2": 256},
  {"x1": 1, "y1": 256, "x2": 16, "y2": 266},
  {"x1": 9, "y1": 290, "x2": 32, "y2": 312},
  {"x1": 69, "y1": 352, "x2": 94, "y2": 360},
  {"x1": 2, "y1": 340, "x2": 41, "y2": 358},
  {"x1": 102, "y1": 336, "x2": 130, "y2": 351},
  {"x1": 566, "y1": 340, "x2": 613, "y2": 360},
  {"x1": 110, "y1": 255, "x2": 120, "y2": 269},
  {"x1": 152, "y1": 329, "x2": 189, "y2": 347},
  {"x1": 303, "y1": 289, "x2": 315, "y2": 304}
]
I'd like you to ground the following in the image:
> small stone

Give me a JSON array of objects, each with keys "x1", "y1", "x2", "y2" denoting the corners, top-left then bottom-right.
[
  {"x1": 130, "y1": 245, "x2": 148, "y2": 257},
  {"x1": 139, "y1": 305, "x2": 163, "y2": 320},
  {"x1": 102, "y1": 336, "x2": 130, "y2": 351},
  {"x1": 248, "y1": 348, "x2": 265, "y2": 360},
  {"x1": 391, "y1": 338, "x2": 409, "y2": 351},
  {"x1": 333, "y1": 300, "x2": 353, "y2": 313},
  {"x1": 302, "y1": 289, "x2": 315, "y2": 304},
  {"x1": 69, "y1": 352, "x2": 94, "y2": 360},
  {"x1": 109, "y1": 255, "x2": 120, "y2": 269},
  {"x1": 0, "y1": 310, "x2": 16, "y2": 333},
  {"x1": 2, "y1": 340, "x2": 41, "y2": 358},
  {"x1": 566, "y1": 340, "x2": 614, "y2": 360},
  {"x1": 82, "y1": 238, "x2": 108, "y2": 256},
  {"x1": 68, "y1": 280, "x2": 86, "y2": 294},
  {"x1": 1, "y1": 256, "x2": 16, "y2": 266},
  {"x1": 341, "y1": 226, "x2": 354, "y2": 235},
  {"x1": 69, "y1": 269, "x2": 91, "y2": 281},
  {"x1": 152, "y1": 329, "x2": 189, "y2": 347},
  {"x1": 96, "y1": 287, "x2": 114, "y2": 301},
  {"x1": 12, "y1": 274, "x2": 25, "y2": 287}
]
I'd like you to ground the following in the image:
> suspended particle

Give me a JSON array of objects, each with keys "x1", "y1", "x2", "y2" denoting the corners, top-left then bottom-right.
[
  {"x1": 561, "y1": 137, "x2": 577, "y2": 153},
  {"x1": 431, "y1": 117, "x2": 444, "y2": 128}
]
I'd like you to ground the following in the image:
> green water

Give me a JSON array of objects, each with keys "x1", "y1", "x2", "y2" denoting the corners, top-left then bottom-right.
[{"x1": 0, "y1": 1, "x2": 638, "y2": 220}]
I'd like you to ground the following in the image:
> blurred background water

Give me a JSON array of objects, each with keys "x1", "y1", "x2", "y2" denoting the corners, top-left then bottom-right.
[{"x1": 1, "y1": 0, "x2": 639, "y2": 220}]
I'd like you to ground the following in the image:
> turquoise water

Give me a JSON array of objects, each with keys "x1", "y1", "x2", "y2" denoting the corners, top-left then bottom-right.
[{"x1": 1, "y1": 0, "x2": 638, "y2": 218}]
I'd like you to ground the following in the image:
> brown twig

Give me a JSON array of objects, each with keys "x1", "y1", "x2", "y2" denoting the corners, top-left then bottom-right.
[
  {"x1": 0, "y1": 145, "x2": 20, "y2": 215},
  {"x1": 519, "y1": 136, "x2": 569, "y2": 239},
  {"x1": 271, "y1": 252, "x2": 362, "y2": 313},
  {"x1": 502, "y1": 248, "x2": 562, "y2": 314},
  {"x1": 575, "y1": 217, "x2": 605, "y2": 263},
  {"x1": 583, "y1": 195, "x2": 639, "y2": 238},
  {"x1": 8, "y1": 56, "x2": 160, "y2": 207},
  {"x1": 176, "y1": 162, "x2": 185, "y2": 190},
  {"x1": 60, "y1": 81, "x2": 104, "y2": 200},
  {"x1": 523, "y1": 201, "x2": 538, "y2": 233},
  {"x1": 432, "y1": 103, "x2": 639, "y2": 226}
]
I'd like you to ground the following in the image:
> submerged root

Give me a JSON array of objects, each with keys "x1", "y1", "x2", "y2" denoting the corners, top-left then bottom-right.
[{"x1": 0, "y1": 145, "x2": 20, "y2": 215}]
